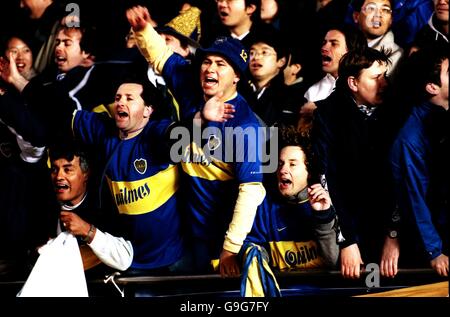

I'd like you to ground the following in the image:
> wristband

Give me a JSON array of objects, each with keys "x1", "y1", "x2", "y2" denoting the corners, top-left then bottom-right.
[{"x1": 83, "y1": 224, "x2": 96, "y2": 244}]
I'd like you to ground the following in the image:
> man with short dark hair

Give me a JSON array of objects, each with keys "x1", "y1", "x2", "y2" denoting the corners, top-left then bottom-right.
[
  {"x1": 71, "y1": 79, "x2": 186, "y2": 273},
  {"x1": 247, "y1": 28, "x2": 289, "y2": 126},
  {"x1": 301, "y1": 25, "x2": 367, "y2": 116},
  {"x1": 49, "y1": 143, "x2": 133, "y2": 272},
  {"x1": 212, "y1": 0, "x2": 263, "y2": 49},
  {"x1": 312, "y1": 47, "x2": 399, "y2": 279}
]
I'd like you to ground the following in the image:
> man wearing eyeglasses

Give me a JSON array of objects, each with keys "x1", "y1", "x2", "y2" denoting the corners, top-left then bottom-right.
[
  {"x1": 246, "y1": 28, "x2": 290, "y2": 126},
  {"x1": 352, "y1": 0, "x2": 404, "y2": 77}
]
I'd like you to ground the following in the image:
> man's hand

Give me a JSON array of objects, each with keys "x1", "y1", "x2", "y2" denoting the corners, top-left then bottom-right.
[
  {"x1": 219, "y1": 249, "x2": 240, "y2": 278},
  {"x1": 0, "y1": 52, "x2": 29, "y2": 92},
  {"x1": 430, "y1": 254, "x2": 449, "y2": 277},
  {"x1": 340, "y1": 243, "x2": 364, "y2": 279},
  {"x1": 60, "y1": 211, "x2": 91, "y2": 238},
  {"x1": 308, "y1": 183, "x2": 331, "y2": 211},
  {"x1": 299, "y1": 101, "x2": 317, "y2": 117},
  {"x1": 380, "y1": 236, "x2": 399, "y2": 278},
  {"x1": 201, "y1": 92, "x2": 235, "y2": 123},
  {"x1": 126, "y1": 6, "x2": 152, "y2": 32}
]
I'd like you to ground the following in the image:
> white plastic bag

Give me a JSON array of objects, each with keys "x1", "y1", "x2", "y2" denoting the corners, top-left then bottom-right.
[{"x1": 17, "y1": 232, "x2": 89, "y2": 297}]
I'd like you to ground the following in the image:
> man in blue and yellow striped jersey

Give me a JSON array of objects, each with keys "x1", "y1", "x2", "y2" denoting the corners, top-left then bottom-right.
[{"x1": 128, "y1": 5, "x2": 267, "y2": 278}]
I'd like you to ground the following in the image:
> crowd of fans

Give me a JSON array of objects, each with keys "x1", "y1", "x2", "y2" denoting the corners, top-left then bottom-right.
[{"x1": 0, "y1": 0, "x2": 448, "y2": 296}]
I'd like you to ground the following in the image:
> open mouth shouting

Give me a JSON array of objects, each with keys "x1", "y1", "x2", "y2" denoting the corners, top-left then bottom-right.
[
  {"x1": 54, "y1": 182, "x2": 70, "y2": 194},
  {"x1": 250, "y1": 61, "x2": 263, "y2": 72},
  {"x1": 202, "y1": 76, "x2": 219, "y2": 90},
  {"x1": 115, "y1": 107, "x2": 130, "y2": 126},
  {"x1": 218, "y1": 10, "x2": 229, "y2": 21},
  {"x1": 321, "y1": 54, "x2": 333, "y2": 67},
  {"x1": 15, "y1": 61, "x2": 27, "y2": 73},
  {"x1": 55, "y1": 55, "x2": 67, "y2": 68},
  {"x1": 116, "y1": 110, "x2": 129, "y2": 118},
  {"x1": 370, "y1": 20, "x2": 382, "y2": 28},
  {"x1": 278, "y1": 177, "x2": 292, "y2": 190}
]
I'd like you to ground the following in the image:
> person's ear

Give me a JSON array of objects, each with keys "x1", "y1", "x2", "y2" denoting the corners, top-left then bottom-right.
[
  {"x1": 81, "y1": 52, "x2": 95, "y2": 67},
  {"x1": 143, "y1": 105, "x2": 153, "y2": 118},
  {"x1": 233, "y1": 76, "x2": 240, "y2": 85},
  {"x1": 277, "y1": 56, "x2": 287, "y2": 69},
  {"x1": 348, "y1": 76, "x2": 358, "y2": 93},
  {"x1": 180, "y1": 45, "x2": 191, "y2": 58},
  {"x1": 246, "y1": 4, "x2": 257, "y2": 16},
  {"x1": 85, "y1": 169, "x2": 90, "y2": 181},
  {"x1": 425, "y1": 82, "x2": 439, "y2": 96},
  {"x1": 353, "y1": 11, "x2": 360, "y2": 24},
  {"x1": 290, "y1": 63, "x2": 302, "y2": 76},
  {"x1": 82, "y1": 168, "x2": 90, "y2": 187}
]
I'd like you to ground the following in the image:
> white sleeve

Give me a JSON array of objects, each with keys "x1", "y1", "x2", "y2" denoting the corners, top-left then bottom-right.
[
  {"x1": 88, "y1": 229, "x2": 133, "y2": 271},
  {"x1": 223, "y1": 182, "x2": 266, "y2": 253},
  {"x1": 0, "y1": 118, "x2": 46, "y2": 163}
]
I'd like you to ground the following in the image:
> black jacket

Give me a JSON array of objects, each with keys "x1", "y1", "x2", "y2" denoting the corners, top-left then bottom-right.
[{"x1": 312, "y1": 90, "x2": 397, "y2": 260}]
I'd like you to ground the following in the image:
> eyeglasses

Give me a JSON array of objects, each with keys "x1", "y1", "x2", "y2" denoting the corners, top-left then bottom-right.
[
  {"x1": 249, "y1": 49, "x2": 276, "y2": 59},
  {"x1": 362, "y1": 3, "x2": 392, "y2": 16}
]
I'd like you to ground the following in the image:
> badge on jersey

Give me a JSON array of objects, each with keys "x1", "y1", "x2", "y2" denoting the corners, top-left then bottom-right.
[
  {"x1": 134, "y1": 158, "x2": 147, "y2": 174},
  {"x1": 207, "y1": 134, "x2": 221, "y2": 151}
]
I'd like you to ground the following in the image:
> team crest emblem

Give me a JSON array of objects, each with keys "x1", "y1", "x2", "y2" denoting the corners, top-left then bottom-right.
[
  {"x1": 134, "y1": 158, "x2": 147, "y2": 174},
  {"x1": 207, "y1": 135, "x2": 221, "y2": 151},
  {"x1": 240, "y1": 49, "x2": 248, "y2": 62}
]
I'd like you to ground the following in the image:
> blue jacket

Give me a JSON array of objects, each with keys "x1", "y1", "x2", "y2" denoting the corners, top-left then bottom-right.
[{"x1": 391, "y1": 101, "x2": 449, "y2": 260}]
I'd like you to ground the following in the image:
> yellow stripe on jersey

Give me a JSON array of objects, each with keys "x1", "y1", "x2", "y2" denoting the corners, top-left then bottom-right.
[
  {"x1": 181, "y1": 160, "x2": 234, "y2": 181},
  {"x1": 180, "y1": 142, "x2": 234, "y2": 181},
  {"x1": 92, "y1": 103, "x2": 113, "y2": 117},
  {"x1": 107, "y1": 164, "x2": 179, "y2": 215},
  {"x1": 246, "y1": 252, "x2": 265, "y2": 297},
  {"x1": 167, "y1": 89, "x2": 180, "y2": 121},
  {"x1": 243, "y1": 243, "x2": 280, "y2": 297},
  {"x1": 269, "y1": 240, "x2": 325, "y2": 271}
]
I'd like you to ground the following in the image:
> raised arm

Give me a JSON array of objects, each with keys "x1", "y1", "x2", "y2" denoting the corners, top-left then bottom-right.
[
  {"x1": 126, "y1": 6, "x2": 173, "y2": 74},
  {"x1": 0, "y1": 52, "x2": 30, "y2": 93},
  {"x1": 308, "y1": 183, "x2": 339, "y2": 268}
]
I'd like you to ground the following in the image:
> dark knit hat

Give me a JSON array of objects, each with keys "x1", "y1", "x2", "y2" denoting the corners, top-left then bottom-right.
[{"x1": 196, "y1": 36, "x2": 249, "y2": 76}]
